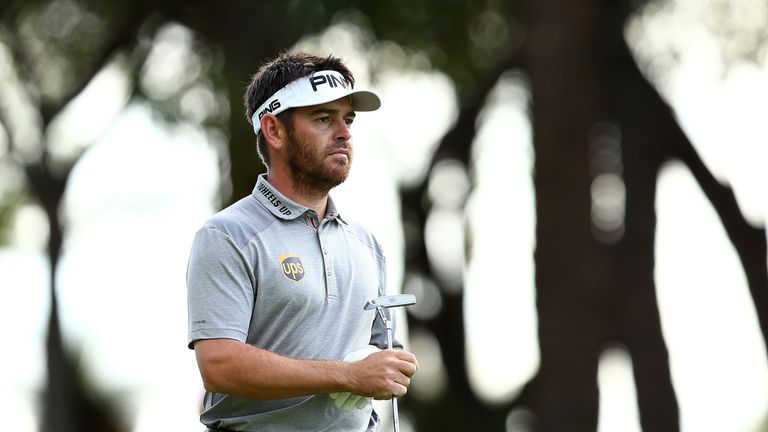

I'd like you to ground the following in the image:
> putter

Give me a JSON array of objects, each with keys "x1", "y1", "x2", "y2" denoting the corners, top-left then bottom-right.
[{"x1": 364, "y1": 294, "x2": 416, "y2": 432}]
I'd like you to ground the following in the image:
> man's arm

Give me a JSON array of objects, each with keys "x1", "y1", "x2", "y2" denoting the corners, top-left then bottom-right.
[{"x1": 194, "y1": 338, "x2": 418, "y2": 400}]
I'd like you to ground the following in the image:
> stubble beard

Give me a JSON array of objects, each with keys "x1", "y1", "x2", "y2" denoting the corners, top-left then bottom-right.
[{"x1": 285, "y1": 130, "x2": 352, "y2": 198}]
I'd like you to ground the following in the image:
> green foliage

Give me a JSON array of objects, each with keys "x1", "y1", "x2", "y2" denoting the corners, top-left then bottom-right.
[
  {"x1": 344, "y1": 0, "x2": 524, "y2": 99},
  {"x1": 0, "y1": 190, "x2": 23, "y2": 246}
]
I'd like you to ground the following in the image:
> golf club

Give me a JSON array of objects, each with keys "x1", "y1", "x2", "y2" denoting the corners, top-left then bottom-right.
[{"x1": 364, "y1": 294, "x2": 416, "y2": 432}]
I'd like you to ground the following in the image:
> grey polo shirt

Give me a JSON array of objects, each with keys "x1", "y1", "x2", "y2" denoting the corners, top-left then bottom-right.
[{"x1": 187, "y1": 174, "x2": 396, "y2": 431}]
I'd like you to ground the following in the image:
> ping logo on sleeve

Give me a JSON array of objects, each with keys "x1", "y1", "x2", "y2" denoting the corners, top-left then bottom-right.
[{"x1": 279, "y1": 253, "x2": 305, "y2": 281}]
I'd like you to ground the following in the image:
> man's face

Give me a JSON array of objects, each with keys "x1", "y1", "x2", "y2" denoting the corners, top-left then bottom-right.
[{"x1": 284, "y1": 97, "x2": 356, "y2": 195}]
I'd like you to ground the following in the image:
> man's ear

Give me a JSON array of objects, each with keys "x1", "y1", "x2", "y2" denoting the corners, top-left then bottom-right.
[{"x1": 260, "y1": 114, "x2": 285, "y2": 150}]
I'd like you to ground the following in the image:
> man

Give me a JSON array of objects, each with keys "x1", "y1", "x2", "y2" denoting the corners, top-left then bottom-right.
[{"x1": 186, "y1": 51, "x2": 419, "y2": 431}]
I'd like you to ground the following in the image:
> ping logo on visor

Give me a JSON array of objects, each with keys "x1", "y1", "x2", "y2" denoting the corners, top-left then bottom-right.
[
  {"x1": 279, "y1": 253, "x2": 305, "y2": 282},
  {"x1": 309, "y1": 73, "x2": 347, "y2": 91},
  {"x1": 251, "y1": 70, "x2": 381, "y2": 135},
  {"x1": 258, "y1": 99, "x2": 282, "y2": 120}
]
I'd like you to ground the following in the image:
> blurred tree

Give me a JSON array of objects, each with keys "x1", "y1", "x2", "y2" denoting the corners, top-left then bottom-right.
[
  {"x1": 0, "y1": 0, "x2": 765, "y2": 431},
  {"x1": 0, "y1": 1, "x2": 165, "y2": 430}
]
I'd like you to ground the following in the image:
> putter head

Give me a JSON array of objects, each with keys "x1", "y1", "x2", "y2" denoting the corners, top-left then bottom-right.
[{"x1": 364, "y1": 294, "x2": 416, "y2": 310}]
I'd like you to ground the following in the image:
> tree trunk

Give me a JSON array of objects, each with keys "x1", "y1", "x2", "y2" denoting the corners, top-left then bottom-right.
[
  {"x1": 523, "y1": 0, "x2": 681, "y2": 430},
  {"x1": 524, "y1": 0, "x2": 603, "y2": 429}
]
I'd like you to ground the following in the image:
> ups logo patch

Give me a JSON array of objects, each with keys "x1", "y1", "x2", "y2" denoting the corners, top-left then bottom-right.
[{"x1": 279, "y1": 253, "x2": 305, "y2": 281}]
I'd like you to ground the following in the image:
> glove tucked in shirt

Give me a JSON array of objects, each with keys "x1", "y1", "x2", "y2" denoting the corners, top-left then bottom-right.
[{"x1": 329, "y1": 345, "x2": 381, "y2": 410}]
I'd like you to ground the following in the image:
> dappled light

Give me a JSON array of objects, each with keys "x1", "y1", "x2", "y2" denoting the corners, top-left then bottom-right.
[
  {"x1": 468, "y1": 10, "x2": 516, "y2": 69},
  {"x1": 375, "y1": 71, "x2": 457, "y2": 187},
  {"x1": 424, "y1": 209, "x2": 465, "y2": 291},
  {"x1": 465, "y1": 70, "x2": 538, "y2": 405},
  {"x1": 403, "y1": 272, "x2": 443, "y2": 321},
  {"x1": 140, "y1": 24, "x2": 203, "y2": 101},
  {"x1": 139, "y1": 22, "x2": 229, "y2": 128},
  {"x1": 17, "y1": 0, "x2": 108, "y2": 103},
  {"x1": 505, "y1": 407, "x2": 536, "y2": 432},
  {"x1": 57, "y1": 103, "x2": 221, "y2": 431},
  {"x1": 597, "y1": 345, "x2": 641, "y2": 432},
  {"x1": 590, "y1": 172, "x2": 626, "y2": 243},
  {"x1": 0, "y1": 42, "x2": 44, "y2": 163},
  {"x1": 700, "y1": 0, "x2": 768, "y2": 61},
  {"x1": 628, "y1": 0, "x2": 768, "y2": 226},
  {"x1": 47, "y1": 58, "x2": 132, "y2": 170},
  {"x1": 655, "y1": 162, "x2": 768, "y2": 431},
  {"x1": 424, "y1": 159, "x2": 469, "y2": 290},
  {"x1": 0, "y1": 120, "x2": 6, "y2": 154},
  {"x1": 11, "y1": 202, "x2": 49, "y2": 250},
  {"x1": 427, "y1": 159, "x2": 470, "y2": 209},
  {"x1": 589, "y1": 121, "x2": 627, "y2": 244},
  {"x1": 179, "y1": 83, "x2": 219, "y2": 123},
  {"x1": 408, "y1": 328, "x2": 448, "y2": 401}
]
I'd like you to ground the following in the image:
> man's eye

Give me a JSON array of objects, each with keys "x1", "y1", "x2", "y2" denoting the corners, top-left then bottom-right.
[
  {"x1": 344, "y1": 117, "x2": 355, "y2": 126},
  {"x1": 317, "y1": 116, "x2": 331, "y2": 123}
]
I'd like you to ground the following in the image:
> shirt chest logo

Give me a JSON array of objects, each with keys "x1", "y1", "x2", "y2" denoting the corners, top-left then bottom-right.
[{"x1": 279, "y1": 253, "x2": 305, "y2": 281}]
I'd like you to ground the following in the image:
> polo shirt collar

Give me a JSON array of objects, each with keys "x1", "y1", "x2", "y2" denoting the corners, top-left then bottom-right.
[
  {"x1": 252, "y1": 174, "x2": 346, "y2": 224},
  {"x1": 325, "y1": 196, "x2": 348, "y2": 225}
]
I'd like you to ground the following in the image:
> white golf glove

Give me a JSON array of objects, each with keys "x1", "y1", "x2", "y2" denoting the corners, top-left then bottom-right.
[{"x1": 329, "y1": 345, "x2": 380, "y2": 410}]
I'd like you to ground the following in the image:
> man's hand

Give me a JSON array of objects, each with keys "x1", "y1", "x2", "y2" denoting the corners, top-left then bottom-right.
[
  {"x1": 330, "y1": 345, "x2": 380, "y2": 410},
  {"x1": 194, "y1": 338, "x2": 418, "y2": 402},
  {"x1": 344, "y1": 348, "x2": 419, "y2": 400}
]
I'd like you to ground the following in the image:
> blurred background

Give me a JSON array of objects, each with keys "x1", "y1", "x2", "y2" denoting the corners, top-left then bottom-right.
[{"x1": 1, "y1": 0, "x2": 767, "y2": 431}]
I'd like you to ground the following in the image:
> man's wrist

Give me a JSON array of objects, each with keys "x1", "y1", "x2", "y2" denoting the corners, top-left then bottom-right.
[{"x1": 327, "y1": 359, "x2": 355, "y2": 393}]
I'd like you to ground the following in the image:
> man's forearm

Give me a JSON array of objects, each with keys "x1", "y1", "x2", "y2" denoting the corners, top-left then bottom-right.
[{"x1": 194, "y1": 338, "x2": 351, "y2": 400}]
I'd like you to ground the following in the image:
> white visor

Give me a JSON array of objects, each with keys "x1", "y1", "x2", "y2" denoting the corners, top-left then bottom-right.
[{"x1": 251, "y1": 70, "x2": 381, "y2": 135}]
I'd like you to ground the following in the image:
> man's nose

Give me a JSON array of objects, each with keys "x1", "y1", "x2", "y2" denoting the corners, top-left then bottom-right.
[{"x1": 335, "y1": 119, "x2": 352, "y2": 142}]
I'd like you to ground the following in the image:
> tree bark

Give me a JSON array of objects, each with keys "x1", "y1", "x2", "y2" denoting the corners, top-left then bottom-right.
[{"x1": 523, "y1": 0, "x2": 682, "y2": 430}]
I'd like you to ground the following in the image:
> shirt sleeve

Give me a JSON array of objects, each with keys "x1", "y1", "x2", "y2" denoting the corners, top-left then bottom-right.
[{"x1": 187, "y1": 227, "x2": 256, "y2": 349}]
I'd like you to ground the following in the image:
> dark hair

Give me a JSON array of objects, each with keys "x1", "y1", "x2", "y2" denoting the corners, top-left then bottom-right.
[{"x1": 243, "y1": 52, "x2": 355, "y2": 167}]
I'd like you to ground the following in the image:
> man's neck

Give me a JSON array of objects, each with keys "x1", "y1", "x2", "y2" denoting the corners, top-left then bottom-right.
[{"x1": 266, "y1": 170, "x2": 329, "y2": 220}]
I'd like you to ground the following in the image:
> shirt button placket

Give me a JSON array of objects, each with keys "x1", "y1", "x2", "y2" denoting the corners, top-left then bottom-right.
[{"x1": 319, "y1": 234, "x2": 337, "y2": 299}]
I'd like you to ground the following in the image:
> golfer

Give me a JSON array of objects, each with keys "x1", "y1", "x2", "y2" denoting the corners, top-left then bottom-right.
[{"x1": 186, "y1": 51, "x2": 419, "y2": 431}]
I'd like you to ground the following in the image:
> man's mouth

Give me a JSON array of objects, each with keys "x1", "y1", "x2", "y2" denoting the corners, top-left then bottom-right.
[{"x1": 328, "y1": 146, "x2": 350, "y2": 157}]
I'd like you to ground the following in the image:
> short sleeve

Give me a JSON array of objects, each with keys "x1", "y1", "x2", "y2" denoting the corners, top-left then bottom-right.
[{"x1": 187, "y1": 227, "x2": 256, "y2": 349}]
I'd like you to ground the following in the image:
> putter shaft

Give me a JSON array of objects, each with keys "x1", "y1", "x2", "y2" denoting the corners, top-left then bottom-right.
[{"x1": 365, "y1": 295, "x2": 415, "y2": 432}]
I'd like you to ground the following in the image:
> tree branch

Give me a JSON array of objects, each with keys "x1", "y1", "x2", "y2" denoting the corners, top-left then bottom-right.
[{"x1": 672, "y1": 131, "x2": 768, "y2": 349}]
